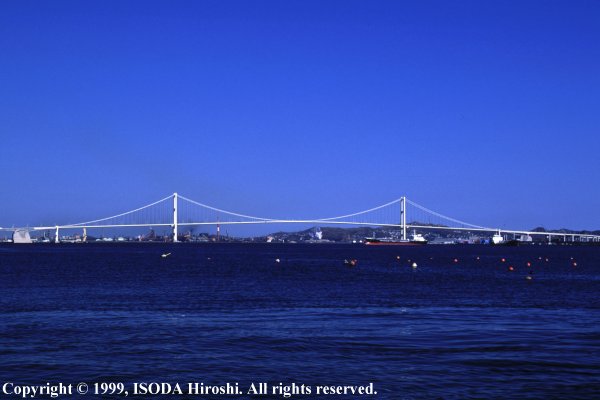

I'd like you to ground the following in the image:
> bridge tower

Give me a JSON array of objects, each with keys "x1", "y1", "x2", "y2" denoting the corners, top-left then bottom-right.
[
  {"x1": 400, "y1": 196, "x2": 407, "y2": 241},
  {"x1": 173, "y1": 192, "x2": 178, "y2": 243},
  {"x1": 55, "y1": 226, "x2": 60, "y2": 244}
]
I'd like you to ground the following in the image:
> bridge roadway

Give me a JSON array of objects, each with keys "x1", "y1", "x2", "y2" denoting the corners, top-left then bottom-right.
[{"x1": 12, "y1": 220, "x2": 600, "y2": 242}]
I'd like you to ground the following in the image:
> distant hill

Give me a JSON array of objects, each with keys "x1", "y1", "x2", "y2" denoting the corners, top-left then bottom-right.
[
  {"x1": 531, "y1": 227, "x2": 600, "y2": 235},
  {"x1": 262, "y1": 225, "x2": 599, "y2": 243}
]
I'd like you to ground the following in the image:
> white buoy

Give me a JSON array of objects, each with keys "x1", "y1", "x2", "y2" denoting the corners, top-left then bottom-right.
[
  {"x1": 275, "y1": 258, "x2": 281, "y2": 263},
  {"x1": 411, "y1": 262, "x2": 418, "y2": 269}
]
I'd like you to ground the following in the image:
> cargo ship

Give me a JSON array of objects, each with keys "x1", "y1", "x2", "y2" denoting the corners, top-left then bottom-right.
[{"x1": 364, "y1": 231, "x2": 427, "y2": 246}]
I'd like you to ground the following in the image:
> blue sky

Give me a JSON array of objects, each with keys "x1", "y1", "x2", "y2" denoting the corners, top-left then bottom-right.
[{"x1": 1, "y1": 0, "x2": 598, "y2": 233}]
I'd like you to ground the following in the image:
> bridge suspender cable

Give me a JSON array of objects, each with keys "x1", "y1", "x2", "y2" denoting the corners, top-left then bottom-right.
[
  {"x1": 179, "y1": 195, "x2": 406, "y2": 223},
  {"x1": 177, "y1": 195, "x2": 275, "y2": 222},
  {"x1": 58, "y1": 194, "x2": 488, "y2": 228},
  {"x1": 405, "y1": 199, "x2": 490, "y2": 230},
  {"x1": 315, "y1": 198, "x2": 403, "y2": 221},
  {"x1": 66, "y1": 194, "x2": 174, "y2": 227}
]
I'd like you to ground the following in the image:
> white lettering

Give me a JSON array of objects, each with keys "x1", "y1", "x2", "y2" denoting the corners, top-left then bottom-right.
[{"x1": 3, "y1": 383, "x2": 14, "y2": 395}]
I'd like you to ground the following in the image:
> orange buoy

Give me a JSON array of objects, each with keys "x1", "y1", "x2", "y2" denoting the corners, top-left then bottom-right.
[
  {"x1": 501, "y1": 258, "x2": 506, "y2": 263},
  {"x1": 508, "y1": 266, "x2": 514, "y2": 271},
  {"x1": 573, "y1": 262, "x2": 577, "y2": 267},
  {"x1": 453, "y1": 258, "x2": 458, "y2": 263},
  {"x1": 526, "y1": 262, "x2": 531, "y2": 267}
]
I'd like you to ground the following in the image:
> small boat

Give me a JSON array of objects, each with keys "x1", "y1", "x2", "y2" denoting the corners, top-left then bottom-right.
[
  {"x1": 161, "y1": 252, "x2": 171, "y2": 258},
  {"x1": 491, "y1": 232, "x2": 522, "y2": 246},
  {"x1": 365, "y1": 231, "x2": 427, "y2": 246},
  {"x1": 344, "y1": 259, "x2": 358, "y2": 267},
  {"x1": 491, "y1": 231, "x2": 504, "y2": 245}
]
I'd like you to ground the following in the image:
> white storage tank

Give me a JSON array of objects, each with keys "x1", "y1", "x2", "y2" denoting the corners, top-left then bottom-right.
[{"x1": 13, "y1": 229, "x2": 32, "y2": 244}]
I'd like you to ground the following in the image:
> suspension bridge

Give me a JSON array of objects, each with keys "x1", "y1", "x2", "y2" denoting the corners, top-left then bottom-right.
[{"x1": 2, "y1": 192, "x2": 599, "y2": 243}]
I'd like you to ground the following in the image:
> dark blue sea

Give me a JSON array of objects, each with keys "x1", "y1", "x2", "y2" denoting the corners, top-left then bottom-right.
[{"x1": 0, "y1": 243, "x2": 599, "y2": 399}]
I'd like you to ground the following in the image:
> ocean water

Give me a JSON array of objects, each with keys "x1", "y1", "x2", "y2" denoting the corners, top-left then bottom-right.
[{"x1": 0, "y1": 243, "x2": 599, "y2": 399}]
